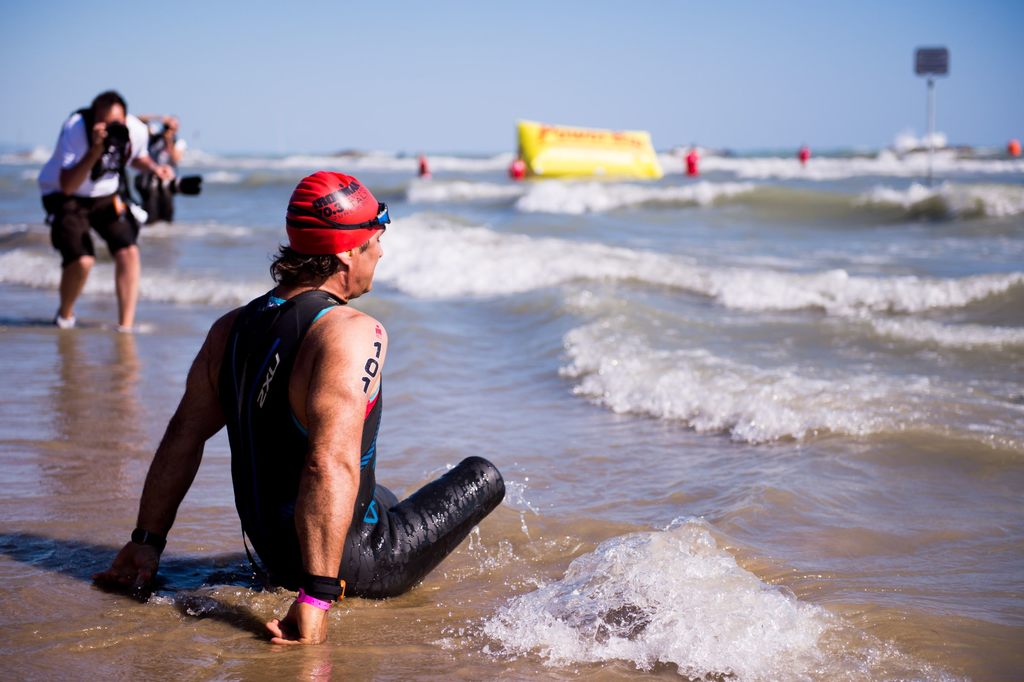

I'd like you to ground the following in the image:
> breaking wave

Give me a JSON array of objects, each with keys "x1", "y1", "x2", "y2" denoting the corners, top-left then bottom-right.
[
  {"x1": 483, "y1": 520, "x2": 947, "y2": 680},
  {"x1": 407, "y1": 177, "x2": 1024, "y2": 221},
  {"x1": 377, "y1": 214, "x2": 1024, "y2": 315},
  {"x1": 560, "y1": 320, "x2": 922, "y2": 443},
  {"x1": 407, "y1": 180, "x2": 525, "y2": 204},
  {"x1": 0, "y1": 249, "x2": 263, "y2": 307},
  {"x1": 514, "y1": 180, "x2": 757, "y2": 214},
  {"x1": 868, "y1": 317, "x2": 1024, "y2": 349},
  {"x1": 858, "y1": 182, "x2": 1024, "y2": 218},
  {"x1": 660, "y1": 149, "x2": 1024, "y2": 180}
]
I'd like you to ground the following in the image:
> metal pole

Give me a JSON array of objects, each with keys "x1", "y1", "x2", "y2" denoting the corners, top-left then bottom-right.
[{"x1": 927, "y1": 76, "x2": 935, "y2": 186}]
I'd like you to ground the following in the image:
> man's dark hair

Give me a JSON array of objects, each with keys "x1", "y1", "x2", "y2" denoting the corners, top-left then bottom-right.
[
  {"x1": 270, "y1": 246, "x2": 345, "y2": 287},
  {"x1": 91, "y1": 90, "x2": 127, "y2": 115},
  {"x1": 270, "y1": 237, "x2": 374, "y2": 286}
]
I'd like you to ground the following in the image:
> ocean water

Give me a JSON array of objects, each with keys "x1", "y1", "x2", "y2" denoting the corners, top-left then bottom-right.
[{"x1": 0, "y1": 146, "x2": 1022, "y2": 680}]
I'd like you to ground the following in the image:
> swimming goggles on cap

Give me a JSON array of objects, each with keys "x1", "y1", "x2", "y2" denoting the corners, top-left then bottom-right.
[
  {"x1": 288, "y1": 202, "x2": 390, "y2": 230},
  {"x1": 347, "y1": 202, "x2": 390, "y2": 229}
]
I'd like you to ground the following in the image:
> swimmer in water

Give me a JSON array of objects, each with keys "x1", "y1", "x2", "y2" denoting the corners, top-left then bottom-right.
[{"x1": 94, "y1": 171, "x2": 505, "y2": 645}]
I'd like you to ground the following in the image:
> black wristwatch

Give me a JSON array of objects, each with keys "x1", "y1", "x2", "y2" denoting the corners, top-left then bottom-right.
[
  {"x1": 131, "y1": 528, "x2": 167, "y2": 553},
  {"x1": 303, "y1": 573, "x2": 346, "y2": 602}
]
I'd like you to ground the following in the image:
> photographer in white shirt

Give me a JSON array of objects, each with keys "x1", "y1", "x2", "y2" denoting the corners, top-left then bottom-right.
[{"x1": 38, "y1": 90, "x2": 174, "y2": 331}]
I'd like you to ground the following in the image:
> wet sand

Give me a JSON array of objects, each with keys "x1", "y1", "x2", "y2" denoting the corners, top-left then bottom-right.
[{"x1": 1, "y1": 307, "x2": 1021, "y2": 680}]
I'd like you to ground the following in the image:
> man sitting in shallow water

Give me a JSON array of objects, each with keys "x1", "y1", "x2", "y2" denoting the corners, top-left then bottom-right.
[{"x1": 95, "y1": 171, "x2": 504, "y2": 645}]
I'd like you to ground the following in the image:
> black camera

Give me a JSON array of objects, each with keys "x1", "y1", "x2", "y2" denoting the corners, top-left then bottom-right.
[
  {"x1": 105, "y1": 122, "x2": 130, "y2": 149},
  {"x1": 164, "y1": 175, "x2": 203, "y2": 195},
  {"x1": 90, "y1": 121, "x2": 131, "y2": 180}
]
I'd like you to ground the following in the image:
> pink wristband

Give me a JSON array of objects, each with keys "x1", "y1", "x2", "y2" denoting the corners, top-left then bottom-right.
[{"x1": 296, "y1": 588, "x2": 332, "y2": 611}]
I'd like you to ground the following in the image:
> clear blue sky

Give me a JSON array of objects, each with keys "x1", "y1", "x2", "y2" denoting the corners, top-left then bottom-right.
[{"x1": 1, "y1": 0, "x2": 1021, "y2": 155}]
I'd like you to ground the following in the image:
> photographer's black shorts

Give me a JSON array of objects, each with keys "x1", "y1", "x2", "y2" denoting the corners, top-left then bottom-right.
[{"x1": 42, "y1": 193, "x2": 138, "y2": 267}]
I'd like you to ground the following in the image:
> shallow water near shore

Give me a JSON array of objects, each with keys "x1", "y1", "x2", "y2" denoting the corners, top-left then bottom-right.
[{"x1": 1, "y1": 149, "x2": 1022, "y2": 680}]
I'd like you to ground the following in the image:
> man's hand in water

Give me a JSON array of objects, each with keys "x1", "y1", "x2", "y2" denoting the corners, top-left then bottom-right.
[
  {"x1": 266, "y1": 600, "x2": 330, "y2": 645},
  {"x1": 93, "y1": 542, "x2": 161, "y2": 594}
]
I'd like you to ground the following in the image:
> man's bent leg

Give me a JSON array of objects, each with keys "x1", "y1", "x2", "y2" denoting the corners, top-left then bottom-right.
[
  {"x1": 114, "y1": 245, "x2": 140, "y2": 330},
  {"x1": 341, "y1": 456, "x2": 505, "y2": 598},
  {"x1": 59, "y1": 255, "x2": 95, "y2": 321}
]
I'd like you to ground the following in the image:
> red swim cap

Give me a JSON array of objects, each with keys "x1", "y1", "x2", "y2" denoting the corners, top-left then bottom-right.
[{"x1": 286, "y1": 171, "x2": 387, "y2": 255}]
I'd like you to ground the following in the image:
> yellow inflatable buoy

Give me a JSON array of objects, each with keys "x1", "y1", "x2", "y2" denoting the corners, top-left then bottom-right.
[{"x1": 517, "y1": 120, "x2": 663, "y2": 180}]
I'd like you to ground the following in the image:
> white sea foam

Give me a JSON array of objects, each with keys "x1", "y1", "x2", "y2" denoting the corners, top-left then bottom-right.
[
  {"x1": 202, "y1": 170, "x2": 245, "y2": 184},
  {"x1": 869, "y1": 317, "x2": 1024, "y2": 349},
  {"x1": 484, "y1": 521, "x2": 830, "y2": 678},
  {"x1": 407, "y1": 180, "x2": 526, "y2": 203},
  {"x1": 379, "y1": 215, "x2": 1024, "y2": 315},
  {"x1": 409, "y1": 153, "x2": 515, "y2": 173},
  {"x1": 859, "y1": 182, "x2": 1024, "y2": 218},
  {"x1": 402, "y1": 174, "x2": 1024, "y2": 222},
  {"x1": 0, "y1": 223, "x2": 33, "y2": 238},
  {"x1": 405, "y1": 178, "x2": 757, "y2": 214},
  {"x1": 697, "y1": 267, "x2": 1023, "y2": 315},
  {"x1": 377, "y1": 214, "x2": 637, "y2": 298},
  {"x1": 514, "y1": 180, "x2": 757, "y2": 214},
  {"x1": 0, "y1": 249, "x2": 263, "y2": 306},
  {"x1": 561, "y1": 319, "x2": 919, "y2": 442},
  {"x1": 892, "y1": 129, "x2": 948, "y2": 153},
  {"x1": 141, "y1": 221, "x2": 254, "y2": 240},
  {"x1": 659, "y1": 149, "x2": 1024, "y2": 181},
  {"x1": 0, "y1": 146, "x2": 51, "y2": 165}
]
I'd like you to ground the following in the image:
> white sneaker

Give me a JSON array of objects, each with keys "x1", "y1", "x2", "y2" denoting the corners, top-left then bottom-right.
[{"x1": 54, "y1": 313, "x2": 76, "y2": 329}]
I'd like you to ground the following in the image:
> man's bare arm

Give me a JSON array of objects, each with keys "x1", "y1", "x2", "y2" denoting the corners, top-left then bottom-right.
[
  {"x1": 130, "y1": 155, "x2": 175, "y2": 182},
  {"x1": 294, "y1": 316, "x2": 375, "y2": 579},
  {"x1": 267, "y1": 313, "x2": 387, "y2": 645},
  {"x1": 59, "y1": 123, "x2": 106, "y2": 195},
  {"x1": 94, "y1": 312, "x2": 235, "y2": 590},
  {"x1": 135, "y1": 315, "x2": 232, "y2": 534}
]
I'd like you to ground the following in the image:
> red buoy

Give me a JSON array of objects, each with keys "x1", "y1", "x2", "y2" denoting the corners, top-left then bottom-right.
[
  {"x1": 509, "y1": 157, "x2": 526, "y2": 181},
  {"x1": 798, "y1": 145, "x2": 811, "y2": 165},
  {"x1": 685, "y1": 148, "x2": 700, "y2": 177}
]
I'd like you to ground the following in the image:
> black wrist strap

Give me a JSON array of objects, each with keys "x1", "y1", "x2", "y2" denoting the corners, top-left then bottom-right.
[
  {"x1": 131, "y1": 528, "x2": 167, "y2": 553},
  {"x1": 303, "y1": 573, "x2": 345, "y2": 601}
]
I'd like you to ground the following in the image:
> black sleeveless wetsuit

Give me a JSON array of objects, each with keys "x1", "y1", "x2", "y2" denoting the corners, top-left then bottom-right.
[{"x1": 219, "y1": 290, "x2": 504, "y2": 598}]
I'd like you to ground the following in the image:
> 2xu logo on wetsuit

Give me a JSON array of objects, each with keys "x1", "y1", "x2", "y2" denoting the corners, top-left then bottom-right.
[{"x1": 257, "y1": 353, "x2": 280, "y2": 408}]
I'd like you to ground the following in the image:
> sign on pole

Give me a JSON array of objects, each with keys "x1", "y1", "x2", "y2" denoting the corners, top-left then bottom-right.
[
  {"x1": 914, "y1": 47, "x2": 949, "y2": 186},
  {"x1": 915, "y1": 48, "x2": 949, "y2": 76}
]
